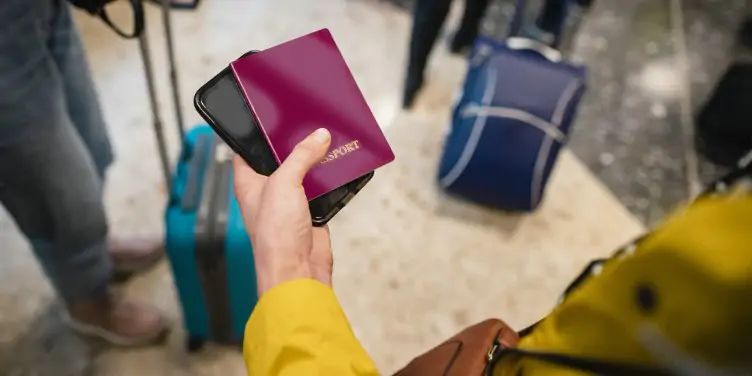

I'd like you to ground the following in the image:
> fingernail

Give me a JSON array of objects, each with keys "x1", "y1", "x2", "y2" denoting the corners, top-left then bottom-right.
[{"x1": 312, "y1": 128, "x2": 330, "y2": 144}]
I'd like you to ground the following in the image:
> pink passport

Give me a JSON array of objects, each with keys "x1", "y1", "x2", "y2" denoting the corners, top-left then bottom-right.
[{"x1": 230, "y1": 29, "x2": 395, "y2": 200}]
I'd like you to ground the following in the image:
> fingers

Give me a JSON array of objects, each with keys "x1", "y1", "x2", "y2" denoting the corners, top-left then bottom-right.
[
  {"x1": 274, "y1": 128, "x2": 331, "y2": 184},
  {"x1": 233, "y1": 155, "x2": 265, "y2": 206}
]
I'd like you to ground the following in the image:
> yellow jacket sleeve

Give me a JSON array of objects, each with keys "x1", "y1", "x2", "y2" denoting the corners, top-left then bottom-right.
[{"x1": 243, "y1": 279, "x2": 379, "y2": 376}]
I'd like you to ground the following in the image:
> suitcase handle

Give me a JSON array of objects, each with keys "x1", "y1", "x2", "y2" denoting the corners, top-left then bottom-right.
[
  {"x1": 139, "y1": 0, "x2": 186, "y2": 191},
  {"x1": 181, "y1": 134, "x2": 212, "y2": 211},
  {"x1": 466, "y1": 36, "x2": 563, "y2": 71},
  {"x1": 505, "y1": 37, "x2": 563, "y2": 63}
]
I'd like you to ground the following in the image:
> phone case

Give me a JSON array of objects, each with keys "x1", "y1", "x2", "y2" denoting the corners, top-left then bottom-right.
[
  {"x1": 193, "y1": 51, "x2": 374, "y2": 226},
  {"x1": 193, "y1": 51, "x2": 278, "y2": 175},
  {"x1": 230, "y1": 29, "x2": 395, "y2": 200}
]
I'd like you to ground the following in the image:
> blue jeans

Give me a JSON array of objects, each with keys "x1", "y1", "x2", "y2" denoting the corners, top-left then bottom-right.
[{"x1": 0, "y1": 0, "x2": 114, "y2": 301}]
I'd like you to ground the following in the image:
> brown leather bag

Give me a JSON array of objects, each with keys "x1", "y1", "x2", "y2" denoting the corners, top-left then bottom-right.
[{"x1": 393, "y1": 319, "x2": 519, "y2": 376}]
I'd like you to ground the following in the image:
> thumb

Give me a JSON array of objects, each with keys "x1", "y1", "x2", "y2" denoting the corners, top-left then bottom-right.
[{"x1": 274, "y1": 128, "x2": 331, "y2": 184}]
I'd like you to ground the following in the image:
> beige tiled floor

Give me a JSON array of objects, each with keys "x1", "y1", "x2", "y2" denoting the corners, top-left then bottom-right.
[{"x1": 0, "y1": 0, "x2": 644, "y2": 374}]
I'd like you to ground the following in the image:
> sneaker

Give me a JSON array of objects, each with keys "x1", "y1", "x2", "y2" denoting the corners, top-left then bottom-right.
[{"x1": 65, "y1": 296, "x2": 170, "y2": 347}]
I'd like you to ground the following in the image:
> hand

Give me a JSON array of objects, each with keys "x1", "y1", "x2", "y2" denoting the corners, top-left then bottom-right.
[{"x1": 233, "y1": 128, "x2": 335, "y2": 296}]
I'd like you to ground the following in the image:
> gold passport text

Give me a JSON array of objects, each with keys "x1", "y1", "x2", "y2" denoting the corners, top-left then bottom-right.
[{"x1": 320, "y1": 140, "x2": 361, "y2": 165}]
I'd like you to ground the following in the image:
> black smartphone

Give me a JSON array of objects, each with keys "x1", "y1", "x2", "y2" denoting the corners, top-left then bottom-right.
[{"x1": 194, "y1": 53, "x2": 373, "y2": 226}]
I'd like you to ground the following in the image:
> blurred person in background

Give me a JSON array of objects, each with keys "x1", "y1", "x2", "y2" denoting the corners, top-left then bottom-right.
[
  {"x1": 237, "y1": 127, "x2": 752, "y2": 375},
  {"x1": 694, "y1": 15, "x2": 752, "y2": 167},
  {"x1": 0, "y1": 0, "x2": 170, "y2": 345},
  {"x1": 402, "y1": 0, "x2": 593, "y2": 109},
  {"x1": 403, "y1": 0, "x2": 492, "y2": 109}
]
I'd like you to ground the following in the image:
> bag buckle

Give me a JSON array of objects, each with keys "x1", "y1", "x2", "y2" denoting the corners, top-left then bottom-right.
[{"x1": 487, "y1": 343, "x2": 499, "y2": 362}]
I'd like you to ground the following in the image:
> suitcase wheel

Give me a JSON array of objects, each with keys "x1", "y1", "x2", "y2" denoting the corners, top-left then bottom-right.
[{"x1": 186, "y1": 335, "x2": 206, "y2": 353}]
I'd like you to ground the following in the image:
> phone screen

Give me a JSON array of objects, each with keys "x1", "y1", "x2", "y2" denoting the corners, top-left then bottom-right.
[
  {"x1": 199, "y1": 68, "x2": 278, "y2": 176},
  {"x1": 195, "y1": 67, "x2": 371, "y2": 225}
]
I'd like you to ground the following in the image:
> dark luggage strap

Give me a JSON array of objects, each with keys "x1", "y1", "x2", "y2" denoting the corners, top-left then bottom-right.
[
  {"x1": 195, "y1": 139, "x2": 219, "y2": 251},
  {"x1": 205, "y1": 147, "x2": 235, "y2": 342},
  {"x1": 194, "y1": 139, "x2": 235, "y2": 343},
  {"x1": 138, "y1": 0, "x2": 185, "y2": 190}
]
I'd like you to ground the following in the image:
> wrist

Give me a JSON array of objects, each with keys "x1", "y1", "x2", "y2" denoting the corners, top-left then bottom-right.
[
  {"x1": 311, "y1": 264, "x2": 333, "y2": 287},
  {"x1": 256, "y1": 259, "x2": 313, "y2": 296}
]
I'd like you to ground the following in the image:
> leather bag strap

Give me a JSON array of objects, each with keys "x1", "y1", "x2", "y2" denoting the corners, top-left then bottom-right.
[
  {"x1": 97, "y1": 0, "x2": 144, "y2": 39},
  {"x1": 485, "y1": 344, "x2": 674, "y2": 376}
]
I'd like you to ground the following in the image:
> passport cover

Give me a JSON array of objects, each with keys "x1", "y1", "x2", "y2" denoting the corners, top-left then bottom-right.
[{"x1": 230, "y1": 28, "x2": 394, "y2": 200}]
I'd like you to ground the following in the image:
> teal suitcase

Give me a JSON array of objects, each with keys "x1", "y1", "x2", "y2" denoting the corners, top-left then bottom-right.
[{"x1": 165, "y1": 125, "x2": 257, "y2": 351}]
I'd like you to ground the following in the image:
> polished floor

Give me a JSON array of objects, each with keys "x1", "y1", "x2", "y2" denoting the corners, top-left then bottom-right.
[
  {"x1": 559, "y1": 0, "x2": 748, "y2": 225},
  {"x1": 0, "y1": 0, "x2": 740, "y2": 374}
]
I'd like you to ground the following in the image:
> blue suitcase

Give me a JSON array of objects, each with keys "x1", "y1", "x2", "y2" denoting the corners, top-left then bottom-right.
[
  {"x1": 437, "y1": 1, "x2": 587, "y2": 212},
  {"x1": 137, "y1": 6, "x2": 255, "y2": 352},
  {"x1": 165, "y1": 126, "x2": 258, "y2": 351}
]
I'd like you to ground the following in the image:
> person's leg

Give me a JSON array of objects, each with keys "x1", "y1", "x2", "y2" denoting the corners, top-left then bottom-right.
[
  {"x1": 450, "y1": 0, "x2": 492, "y2": 53},
  {"x1": 0, "y1": 0, "x2": 168, "y2": 345},
  {"x1": 535, "y1": 0, "x2": 569, "y2": 48},
  {"x1": 46, "y1": 0, "x2": 113, "y2": 179},
  {"x1": 45, "y1": 0, "x2": 164, "y2": 275},
  {"x1": 403, "y1": 0, "x2": 452, "y2": 109}
]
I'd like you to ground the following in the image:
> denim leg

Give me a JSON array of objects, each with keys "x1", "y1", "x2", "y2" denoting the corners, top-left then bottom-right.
[
  {"x1": 0, "y1": 0, "x2": 112, "y2": 302},
  {"x1": 47, "y1": 2, "x2": 113, "y2": 179}
]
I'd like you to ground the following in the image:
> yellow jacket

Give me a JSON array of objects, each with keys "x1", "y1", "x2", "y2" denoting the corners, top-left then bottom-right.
[
  {"x1": 243, "y1": 279, "x2": 379, "y2": 375},
  {"x1": 243, "y1": 165, "x2": 752, "y2": 375}
]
